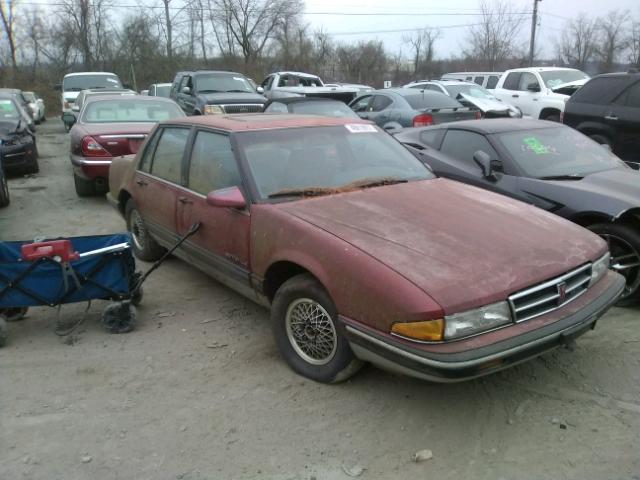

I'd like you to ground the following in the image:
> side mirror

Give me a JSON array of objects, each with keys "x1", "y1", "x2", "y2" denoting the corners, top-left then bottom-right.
[
  {"x1": 526, "y1": 83, "x2": 541, "y2": 92},
  {"x1": 72, "y1": 105, "x2": 80, "y2": 112},
  {"x1": 62, "y1": 112, "x2": 76, "y2": 127},
  {"x1": 600, "y1": 143, "x2": 612, "y2": 152},
  {"x1": 181, "y1": 86, "x2": 191, "y2": 95},
  {"x1": 206, "y1": 186, "x2": 246, "y2": 209},
  {"x1": 53, "y1": 83, "x2": 62, "y2": 91},
  {"x1": 473, "y1": 150, "x2": 495, "y2": 178},
  {"x1": 256, "y1": 86, "x2": 265, "y2": 94}
]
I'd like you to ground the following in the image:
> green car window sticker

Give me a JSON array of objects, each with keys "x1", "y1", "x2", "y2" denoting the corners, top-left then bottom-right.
[{"x1": 522, "y1": 136, "x2": 550, "y2": 155}]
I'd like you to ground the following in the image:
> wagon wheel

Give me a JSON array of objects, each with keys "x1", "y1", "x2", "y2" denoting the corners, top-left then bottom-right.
[
  {"x1": 0, "y1": 314, "x2": 8, "y2": 347},
  {"x1": 0, "y1": 307, "x2": 28, "y2": 322},
  {"x1": 102, "y1": 302, "x2": 136, "y2": 334}
]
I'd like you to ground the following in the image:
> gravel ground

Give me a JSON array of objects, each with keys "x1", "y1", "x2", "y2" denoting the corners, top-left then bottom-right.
[{"x1": 1, "y1": 119, "x2": 639, "y2": 480}]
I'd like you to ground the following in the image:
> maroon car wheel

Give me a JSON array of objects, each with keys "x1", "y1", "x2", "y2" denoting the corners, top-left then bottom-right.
[
  {"x1": 125, "y1": 200, "x2": 165, "y2": 262},
  {"x1": 271, "y1": 273, "x2": 363, "y2": 383}
]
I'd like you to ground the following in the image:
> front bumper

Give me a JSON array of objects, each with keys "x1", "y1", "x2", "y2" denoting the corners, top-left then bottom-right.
[
  {"x1": 1, "y1": 141, "x2": 37, "y2": 169},
  {"x1": 70, "y1": 154, "x2": 112, "y2": 180},
  {"x1": 343, "y1": 271, "x2": 625, "y2": 382}
]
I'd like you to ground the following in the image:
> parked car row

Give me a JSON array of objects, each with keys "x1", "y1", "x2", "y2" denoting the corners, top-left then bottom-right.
[{"x1": 0, "y1": 90, "x2": 39, "y2": 175}]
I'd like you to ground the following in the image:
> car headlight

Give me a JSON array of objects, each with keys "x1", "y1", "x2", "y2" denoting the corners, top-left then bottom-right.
[
  {"x1": 444, "y1": 301, "x2": 512, "y2": 340},
  {"x1": 590, "y1": 252, "x2": 610, "y2": 286},
  {"x1": 204, "y1": 105, "x2": 224, "y2": 115}
]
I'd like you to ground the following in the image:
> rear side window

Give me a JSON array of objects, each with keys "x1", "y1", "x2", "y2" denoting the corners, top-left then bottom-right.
[
  {"x1": 150, "y1": 127, "x2": 190, "y2": 184},
  {"x1": 503, "y1": 72, "x2": 521, "y2": 91},
  {"x1": 404, "y1": 93, "x2": 461, "y2": 109},
  {"x1": 486, "y1": 75, "x2": 500, "y2": 89},
  {"x1": 474, "y1": 76, "x2": 484, "y2": 85},
  {"x1": 571, "y1": 77, "x2": 629, "y2": 105},
  {"x1": 440, "y1": 130, "x2": 499, "y2": 166},
  {"x1": 187, "y1": 131, "x2": 240, "y2": 195},
  {"x1": 138, "y1": 129, "x2": 161, "y2": 173},
  {"x1": 615, "y1": 81, "x2": 640, "y2": 108},
  {"x1": 371, "y1": 95, "x2": 393, "y2": 112}
]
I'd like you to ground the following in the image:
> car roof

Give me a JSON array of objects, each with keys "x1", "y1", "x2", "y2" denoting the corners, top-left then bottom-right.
[
  {"x1": 83, "y1": 94, "x2": 175, "y2": 104},
  {"x1": 168, "y1": 113, "x2": 369, "y2": 131},
  {"x1": 444, "y1": 72, "x2": 502, "y2": 75},
  {"x1": 82, "y1": 88, "x2": 133, "y2": 94},
  {"x1": 411, "y1": 80, "x2": 478, "y2": 87},
  {"x1": 506, "y1": 67, "x2": 582, "y2": 73},
  {"x1": 271, "y1": 71, "x2": 321, "y2": 78},
  {"x1": 372, "y1": 88, "x2": 450, "y2": 97},
  {"x1": 421, "y1": 118, "x2": 558, "y2": 134},
  {"x1": 265, "y1": 97, "x2": 345, "y2": 106},
  {"x1": 590, "y1": 72, "x2": 640, "y2": 79},
  {"x1": 64, "y1": 72, "x2": 117, "y2": 77}
]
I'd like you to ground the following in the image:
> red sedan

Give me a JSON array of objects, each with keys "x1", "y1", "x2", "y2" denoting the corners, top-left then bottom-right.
[
  {"x1": 108, "y1": 114, "x2": 624, "y2": 383},
  {"x1": 69, "y1": 95, "x2": 184, "y2": 196}
]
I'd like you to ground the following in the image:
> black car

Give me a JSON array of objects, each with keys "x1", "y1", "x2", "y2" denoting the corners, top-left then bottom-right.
[
  {"x1": 396, "y1": 119, "x2": 640, "y2": 305},
  {"x1": 170, "y1": 70, "x2": 266, "y2": 116},
  {"x1": 264, "y1": 97, "x2": 360, "y2": 118},
  {"x1": 0, "y1": 163, "x2": 9, "y2": 207},
  {"x1": 563, "y1": 72, "x2": 640, "y2": 169},
  {"x1": 0, "y1": 94, "x2": 38, "y2": 174}
]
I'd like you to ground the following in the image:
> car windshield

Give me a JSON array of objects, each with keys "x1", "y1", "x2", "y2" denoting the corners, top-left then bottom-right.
[
  {"x1": 23, "y1": 92, "x2": 36, "y2": 102},
  {"x1": 445, "y1": 84, "x2": 496, "y2": 100},
  {"x1": 289, "y1": 101, "x2": 359, "y2": 118},
  {"x1": 195, "y1": 73, "x2": 254, "y2": 93},
  {"x1": 0, "y1": 99, "x2": 20, "y2": 119},
  {"x1": 63, "y1": 74, "x2": 122, "y2": 91},
  {"x1": 403, "y1": 93, "x2": 462, "y2": 109},
  {"x1": 81, "y1": 99, "x2": 183, "y2": 123},
  {"x1": 494, "y1": 127, "x2": 626, "y2": 178},
  {"x1": 154, "y1": 85, "x2": 171, "y2": 97},
  {"x1": 237, "y1": 125, "x2": 433, "y2": 200},
  {"x1": 540, "y1": 70, "x2": 589, "y2": 88}
]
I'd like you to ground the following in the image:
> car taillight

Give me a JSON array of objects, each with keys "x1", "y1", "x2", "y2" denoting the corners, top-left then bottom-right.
[
  {"x1": 81, "y1": 136, "x2": 111, "y2": 157},
  {"x1": 475, "y1": 111, "x2": 482, "y2": 120},
  {"x1": 413, "y1": 113, "x2": 434, "y2": 127}
]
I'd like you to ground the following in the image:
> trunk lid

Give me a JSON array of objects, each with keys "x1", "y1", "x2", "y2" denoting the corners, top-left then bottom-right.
[{"x1": 82, "y1": 122, "x2": 153, "y2": 156}]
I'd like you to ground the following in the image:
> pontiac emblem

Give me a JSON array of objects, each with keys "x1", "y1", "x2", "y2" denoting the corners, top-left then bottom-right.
[{"x1": 557, "y1": 281, "x2": 568, "y2": 305}]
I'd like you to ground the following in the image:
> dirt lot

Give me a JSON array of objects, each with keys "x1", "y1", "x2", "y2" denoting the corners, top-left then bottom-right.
[{"x1": 1, "y1": 119, "x2": 639, "y2": 480}]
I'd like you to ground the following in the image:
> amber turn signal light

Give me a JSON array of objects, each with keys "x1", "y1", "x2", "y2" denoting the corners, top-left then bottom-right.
[{"x1": 391, "y1": 319, "x2": 444, "y2": 341}]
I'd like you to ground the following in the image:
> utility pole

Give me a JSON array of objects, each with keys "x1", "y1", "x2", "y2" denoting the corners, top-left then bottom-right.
[{"x1": 529, "y1": 0, "x2": 541, "y2": 67}]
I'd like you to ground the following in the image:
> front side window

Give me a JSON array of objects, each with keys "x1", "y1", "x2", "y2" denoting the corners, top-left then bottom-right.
[
  {"x1": 502, "y1": 72, "x2": 521, "y2": 91},
  {"x1": 150, "y1": 127, "x2": 190, "y2": 184},
  {"x1": 187, "y1": 131, "x2": 240, "y2": 195},
  {"x1": 486, "y1": 75, "x2": 500, "y2": 89},
  {"x1": 370, "y1": 95, "x2": 393, "y2": 112},
  {"x1": 474, "y1": 76, "x2": 485, "y2": 85},
  {"x1": 440, "y1": 130, "x2": 499, "y2": 166},
  {"x1": 518, "y1": 72, "x2": 539, "y2": 91},
  {"x1": 236, "y1": 125, "x2": 433, "y2": 200},
  {"x1": 618, "y1": 81, "x2": 640, "y2": 108},
  {"x1": 351, "y1": 95, "x2": 372, "y2": 112}
]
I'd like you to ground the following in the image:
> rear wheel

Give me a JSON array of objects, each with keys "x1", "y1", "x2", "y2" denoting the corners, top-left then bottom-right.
[
  {"x1": 589, "y1": 223, "x2": 640, "y2": 306},
  {"x1": 543, "y1": 113, "x2": 560, "y2": 122},
  {"x1": 0, "y1": 172, "x2": 9, "y2": 207},
  {"x1": 125, "y1": 199, "x2": 165, "y2": 262},
  {"x1": 271, "y1": 273, "x2": 363, "y2": 383},
  {"x1": 74, "y1": 172, "x2": 95, "y2": 196}
]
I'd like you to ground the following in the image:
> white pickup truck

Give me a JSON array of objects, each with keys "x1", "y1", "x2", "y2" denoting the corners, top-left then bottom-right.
[
  {"x1": 492, "y1": 67, "x2": 589, "y2": 121},
  {"x1": 258, "y1": 71, "x2": 359, "y2": 103}
]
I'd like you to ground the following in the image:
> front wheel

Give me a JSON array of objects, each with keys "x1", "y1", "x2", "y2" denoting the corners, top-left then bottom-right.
[
  {"x1": 271, "y1": 274, "x2": 363, "y2": 383},
  {"x1": 589, "y1": 223, "x2": 640, "y2": 306}
]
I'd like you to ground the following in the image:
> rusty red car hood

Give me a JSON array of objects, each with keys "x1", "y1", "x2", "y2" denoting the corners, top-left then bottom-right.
[{"x1": 277, "y1": 178, "x2": 606, "y2": 314}]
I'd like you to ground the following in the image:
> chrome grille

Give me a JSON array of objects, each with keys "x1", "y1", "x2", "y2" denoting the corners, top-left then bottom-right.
[
  {"x1": 508, "y1": 264, "x2": 592, "y2": 322},
  {"x1": 221, "y1": 104, "x2": 264, "y2": 114}
]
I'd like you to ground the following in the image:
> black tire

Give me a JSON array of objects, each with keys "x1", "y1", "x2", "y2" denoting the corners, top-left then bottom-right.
[
  {"x1": 41, "y1": 116, "x2": 47, "y2": 123},
  {"x1": 74, "y1": 172, "x2": 95, "y2": 196},
  {"x1": 0, "y1": 315, "x2": 7, "y2": 347},
  {"x1": 588, "y1": 223, "x2": 640, "y2": 306},
  {"x1": 23, "y1": 159, "x2": 39, "y2": 175},
  {"x1": 543, "y1": 113, "x2": 560, "y2": 122},
  {"x1": 131, "y1": 285, "x2": 143, "y2": 306},
  {"x1": 1, "y1": 307, "x2": 28, "y2": 322},
  {"x1": 102, "y1": 302, "x2": 136, "y2": 334},
  {"x1": 125, "y1": 199, "x2": 165, "y2": 262},
  {"x1": 0, "y1": 172, "x2": 9, "y2": 207},
  {"x1": 271, "y1": 273, "x2": 363, "y2": 383}
]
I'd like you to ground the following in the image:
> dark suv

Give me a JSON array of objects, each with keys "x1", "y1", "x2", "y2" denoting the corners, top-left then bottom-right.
[
  {"x1": 563, "y1": 71, "x2": 640, "y2": 169},
  {"x1": 170, "y1": 70, "x2": 266, "y2": 116}
]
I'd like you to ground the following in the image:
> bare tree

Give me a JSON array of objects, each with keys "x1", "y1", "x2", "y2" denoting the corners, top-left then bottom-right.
[
  {"x1": 628, "y1": 19, "x2": 640, "y2": 67},
  {"x1": 557, "y1": 14, "x2": 599, "y2": 70},
  {"x1": 0, "y1": 0, "x2": 19, "y2": 77},
  {"x1": 20, "y1": 7, "x2": 46, "y2": 78},
  {"x1": 462, "y1": 0, "x2": 525, "y2": 71},
  {"x1": 596, "y1": 10, "x2": 630, "y2": 72},
  {"x1": 403, "y1": 27, "x2": 440, "y2": 77}
]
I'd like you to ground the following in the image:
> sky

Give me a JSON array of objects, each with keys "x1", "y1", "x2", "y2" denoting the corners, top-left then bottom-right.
[{"x1": 302, "y1": 0, "x2": 640, "y2": 59}]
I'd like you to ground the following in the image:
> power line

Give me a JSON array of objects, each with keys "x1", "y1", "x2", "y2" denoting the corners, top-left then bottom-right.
[{"x1": 328, "y1": 22, "x2": 487, "y2": 36}]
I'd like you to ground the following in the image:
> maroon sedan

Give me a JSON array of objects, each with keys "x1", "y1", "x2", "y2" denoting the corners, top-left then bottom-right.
[
  {"x1": 69, "y1": 95, "x2": 184, "y2": 196},
  {"x1": 107, "y1": 114, "x2": 624, "y2": 383}
]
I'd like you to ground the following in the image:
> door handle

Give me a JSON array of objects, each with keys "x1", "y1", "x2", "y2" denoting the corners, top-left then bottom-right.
[
  {"x1": 511, "y1": 94, "x2": 519, "y2": 98},
  {"x1": 178, "y1": 196, "x2": 193, "y2": 204},
  {"x1": 136, "y1": 179, "x2": 148, "y2": 186},
  {"x1": 604, "y1": 115, "x2": 618, "y2": 121}
]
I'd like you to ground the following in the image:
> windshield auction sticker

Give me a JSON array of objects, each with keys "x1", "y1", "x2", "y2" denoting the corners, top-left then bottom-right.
[
  {"x1": 523, "y1": 136, "x2": 550, "y2": 155},
  {"x1": 345, "y1": 124, "x2": 377, "y2": 133}
]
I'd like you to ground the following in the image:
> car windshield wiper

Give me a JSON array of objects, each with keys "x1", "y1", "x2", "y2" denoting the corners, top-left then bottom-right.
[
  {"x1": 66, "y1": 87, "x2": 83, "y2": 91},
  {"x1": 197, "y1": 89, "x2": 222, "y2": 93},
  {"x1": 268, "y1": 187, "x2": 336, "y2": 199},
  {"x1": 342, "y1": 177, "x2": 409, "y2": 189},
  {"x1": 539, "y1": 174, "x2": 584, "y2": 181},
  {"x1": 225, "y1": 89, "x2": 251, "y2": 93}
]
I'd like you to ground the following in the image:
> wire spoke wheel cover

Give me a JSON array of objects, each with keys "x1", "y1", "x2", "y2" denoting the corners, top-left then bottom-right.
[
  {"x1": 130, "y1": 209, "x2": 147, "y2": 251},
  {"x1": 601, "y1": 233, "x2": 640, "y2": 299},
  {"x1": 285, "y1": 298, "x2": 338, "y2": 365}
]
